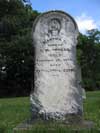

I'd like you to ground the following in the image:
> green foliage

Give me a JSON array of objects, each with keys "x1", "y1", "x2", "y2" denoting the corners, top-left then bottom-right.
[
  {"x1": 0, "y1": 91, "x2": 100, "y2": 132},
  {"x1": 0, "y1": 0, "x2": 39, "y2": 97},
  {"x1": 77, "y1": 29, "x2": 100, "y2": 91}
]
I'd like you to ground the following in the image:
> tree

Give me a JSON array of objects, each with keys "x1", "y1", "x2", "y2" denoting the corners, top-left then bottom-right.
[
  {"x1": 77, "y1": 29, "x2": 100, "y2": 91},
  {"x1": 0, "y1": 0, "x2": 39, "y2": 97}
]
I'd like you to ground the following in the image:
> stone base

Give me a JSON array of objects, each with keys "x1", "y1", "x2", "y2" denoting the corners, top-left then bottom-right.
[
  {"x1": 13, "y1": 118, "x2": 35, "y2": 131},
  {"x1": 13, "y1": 118, "x2": 94, "y2": 132}
]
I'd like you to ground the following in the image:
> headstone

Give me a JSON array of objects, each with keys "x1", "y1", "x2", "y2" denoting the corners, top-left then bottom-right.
[{"x1": 30, "y1": 10, "x2": 83, "y2": 123}]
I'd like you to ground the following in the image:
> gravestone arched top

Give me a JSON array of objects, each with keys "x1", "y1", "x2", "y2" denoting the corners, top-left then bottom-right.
[
  {"x1": 32, "y1": 10, "x2": 79, "y2": 46},
  {"x1": 32, "y1": 10, "x2": 78, "y2": 31}
]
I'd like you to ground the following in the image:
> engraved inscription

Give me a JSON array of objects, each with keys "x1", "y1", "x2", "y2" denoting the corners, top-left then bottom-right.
[{"x1": 35, "y1": 30, "x2": 76, "y2": 76}]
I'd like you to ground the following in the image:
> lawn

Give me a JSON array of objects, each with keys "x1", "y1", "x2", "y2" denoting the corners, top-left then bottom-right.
[{"x1": 0, "y1": 91, "x2": 100, "y2": 133}]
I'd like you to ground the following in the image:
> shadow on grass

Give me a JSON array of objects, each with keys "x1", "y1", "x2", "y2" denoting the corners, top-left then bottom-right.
[{"x1": 0, "y1": 126, "x2": 6, "y2": 133}]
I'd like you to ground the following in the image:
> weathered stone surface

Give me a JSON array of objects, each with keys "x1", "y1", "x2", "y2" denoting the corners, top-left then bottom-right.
[{"x1": 30, "y1": 10, "x2": 83, "y2": 122}]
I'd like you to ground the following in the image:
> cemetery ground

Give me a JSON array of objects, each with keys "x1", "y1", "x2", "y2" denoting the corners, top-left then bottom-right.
[{"x1": 0, "y1": 91, "x2": 100, "y2": 133}]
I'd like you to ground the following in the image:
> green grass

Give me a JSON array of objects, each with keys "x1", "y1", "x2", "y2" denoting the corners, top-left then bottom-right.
[
  {"x1": 0, "y1": 91, "x2": 100, "y2": 133},
  {"x1": 83, "y1": 91, "x2": 100, "y2": 128}
]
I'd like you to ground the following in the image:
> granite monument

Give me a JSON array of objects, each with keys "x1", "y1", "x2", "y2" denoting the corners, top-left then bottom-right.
[{"x1": 30, "y1": 10, "x2": 83, "y2": 123}]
